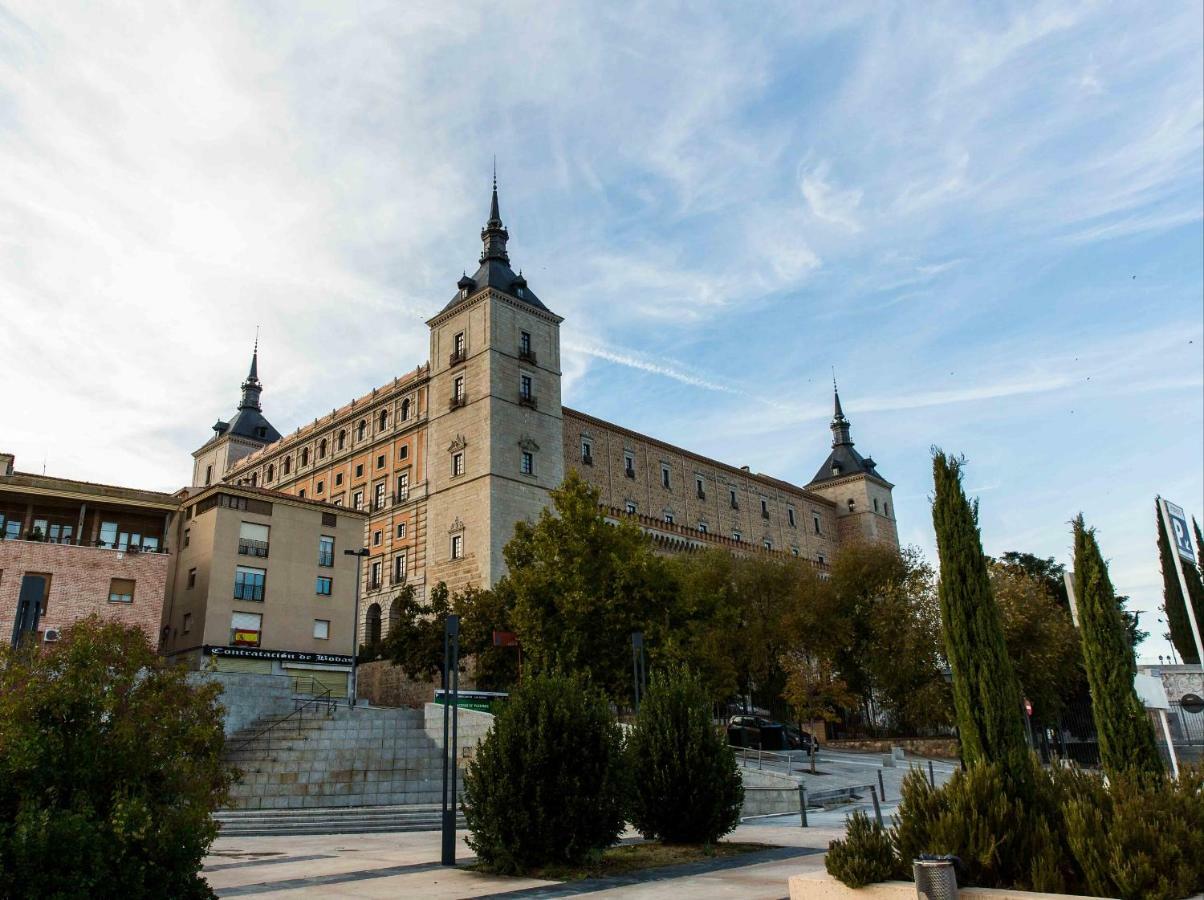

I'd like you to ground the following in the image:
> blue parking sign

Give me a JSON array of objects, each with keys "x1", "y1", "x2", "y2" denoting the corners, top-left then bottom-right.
[{"x1": 1165, "y1": 500, "x2": 1196, "y2": 564}]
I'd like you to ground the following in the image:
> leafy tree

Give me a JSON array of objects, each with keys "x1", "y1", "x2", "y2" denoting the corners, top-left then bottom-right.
[
  {"x1": 780, "y1": 651, "x2": 855, "y2": 771},
  {"x1": 999, "y1": 551, "x2": 1069, "y2": 606},
  {"x1": 625, "y1": 667, "x2": 743, "y2": 843},
  {"x1": 0, "y1": 617, "x2": 233, "y2": 898},
  {"x1": 990, "y1": 562, "x2": 1083, "y2": 727},
  {"x1": 1072, "y1": 515, "x2": 1162, "y2": 778},
  {"x1": 501, "y1": 472, "x2": 677, "y2": 701},
  {"x1": 462, "y1": 673, "x2": 625, "y2": 873},
  {"x1": 379, "y1": 582, "x2": 519, "y2": 691},
  {"x1": 931, "y1": 451, "x2": 1028, "y2": 773},
  {"x1": 660, "y1": 549, "x2": 744, "y2": 702},
  {"x1": 1157, "y1": 500, "x2": 1204, "y2": 665}
]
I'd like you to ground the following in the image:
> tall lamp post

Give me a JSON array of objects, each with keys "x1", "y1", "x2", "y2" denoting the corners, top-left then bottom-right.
[
  {"x1": 631, "y1": 632, "x2": 646, "y2": 713},
  {"x1": 344, "y1": 548, "x2": 370, "y2": 706}
]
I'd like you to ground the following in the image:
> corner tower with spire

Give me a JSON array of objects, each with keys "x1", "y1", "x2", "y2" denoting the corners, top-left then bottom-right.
[
  {"x1": 190, "y1": 338, "x2": 282, "y2": 487},
  {"x1": 424, "y1": 172, "x2": 565, "y2": 590},
  {"x1": 805, "y1": 383, "x2": 898, "y2": 546}
]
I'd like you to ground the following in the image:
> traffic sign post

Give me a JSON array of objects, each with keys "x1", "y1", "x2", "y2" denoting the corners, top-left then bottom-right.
[{"x1": 1159, "y1": 498, "x2": 1204, "y2": 669}]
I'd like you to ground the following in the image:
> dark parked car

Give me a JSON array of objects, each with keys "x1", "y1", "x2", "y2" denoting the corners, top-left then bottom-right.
[
  {"x1": 728, "y1": 715, "x2": 788, "y2": 751},
  {"x1": 783, "y1": 724, "x2": 818, "y2": 753}
]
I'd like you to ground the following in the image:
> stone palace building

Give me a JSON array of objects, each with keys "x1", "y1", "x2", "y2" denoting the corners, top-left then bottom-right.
[{"x1": 189, "y1": 182, "x2": 898, "y2": 646}]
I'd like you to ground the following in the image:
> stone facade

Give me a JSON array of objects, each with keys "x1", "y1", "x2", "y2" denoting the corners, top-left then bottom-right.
[{"x1": 209, "y1": 185, "x2": 899, "y2": 648}]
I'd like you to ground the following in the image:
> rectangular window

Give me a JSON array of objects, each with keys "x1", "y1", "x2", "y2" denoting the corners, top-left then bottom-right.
[
  {"x1": 316, "y1": 576, "x2": 332, "y2": 596},
  {"x1": 355, "y1": 463, "x2": 364, "y2": 477},
  {"x1": 313, "y1": 619, "x2": 330, "y2": 640},
  {"x1": 373, "y1": 530, "x2": 382, "y2": 546},
  {"x1": 452, "y1": 452, "x2": 464, "y2": 476},
  {"x1": 760, "y1": 499, "x2": 769, "y2": 519},
  {"x1": 624, "y1": 453, "x2": 634, "y2": 477},
  {"x1": 396, "y1": 471, "x2": 409, "y2": 500},
  {"x1": 729, "y1": 489, "x2": 738, "y2": 510},
  {"x1": 322, "y1": 511, "x2": 337, "y2": 527},
  {"x1": 183, "y1": 528, "x2": 190, "y2": 548},
  {"x1": 625, "y1": 501, "x2": 637, "y2": 514},
  {"x1": 453, "y1": 331, "x2": 465, "y2": 357},
  {"x1": 353, "y1": 490, "x2": 364, "y2": 510},
  {"x1": 399, "y1": 444, "x2": 409, "y2": 460},
  {"x1": 335, "y1": 472, "x2": 344, "y2": 486},
  {"x1": 319, "y1": 535, "x2": 334, "y2": 566},
  {"x1": 733, "y1": 530, "x2": 742, "y2": 542},
  {"x1": 108, "y1": 578, "x2": 135, "y2": 604},
  {"x1": 520, "y1": 451, "x2": 534, "y2": 475},
  {"x1": 234, "y1": 566, "x2": 266, "y2": 602},
  {"x1": 791, "y1": 546, "x2": 799, "y2": 557},
  {"x1": 763, "y1": 540, "x2": 773, "y2": 550},
  {"x1": 453, "y1": 375, "x2": 465, "y2": 401},
  {"x1": 813, "y1": 514, "x2": 822, "y2": 535},
  {"x1": 661, "y1": 465, "x2": 671, "y2": 489},
  {"x1": 182, "y1": 613, "x2": 191, "y2": 634},
  {"x1": 520, "y1": 330, "x2": 531, "y2": 356},
  {"x1": 231, "y1": 611, "x2": 262, "y2": 647},
  {"x1": 788, "y1": 507, "x2": 796, "y2": 528},
  {"x1": 298, "y1": 489, "x2": 305, "y2": 499},
  {"x1": 581, "y1": 439, "x2": 592, "y2": 464},
  {"x1": 698, "y1": 522, "x2": 708, "y2": 534},
  {"x1": 818, "y1": 553, "x2": 826, "y2": 566},
  {"x1": 370, "y1": 560, "x2": 382, "y2": 589},
  {"x1": 393, "y1": 551, "x2": 407, "y2": 582},
  {"x1": 374, "y1": 482, "x2": 386, "y2": 509},
  {"x1": 520, "y1": 373, "x2": 533, "y2": 399},
  {"x1": 696, "y1": 477, "x2": 705, "y2": 499},
  {"x1": 874, "y1": 497, "x2": 880, "y2": 512},
  {"x1": 377, "y1": 454, "x2": 385, "y2": 469},
  {"x1": 316, "y1": 480, "x2": 324, "y2": 493},
  {"x1": 664, "y1": 513, "x2": 674, "y2": 524},
  {"x1": 450, "y1": 534, "x2": 463, "y2": 559},
  {"x1": 205, "y1": 464, "x2": 213, "y2": 486},
  {"x1": 238, "y1": 521, "x2": 270, "y2": 557},
  {"x1": 99, "y1": 521, "x2": 118, "y2": 548},
  {"x1": 396, "y1": 521, "x2": 406, "y2": 539},
  {"x1": 187, "y1": 568, "x2": 197, "y2": 589}
]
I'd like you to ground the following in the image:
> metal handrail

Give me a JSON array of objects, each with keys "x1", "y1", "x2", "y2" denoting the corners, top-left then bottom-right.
[
  {"x1": 228, "y1": 687, "x2": 335, "y2": 756},
  {"x1": 731, "y1": 744, "x2": 807, "y2": 771}
]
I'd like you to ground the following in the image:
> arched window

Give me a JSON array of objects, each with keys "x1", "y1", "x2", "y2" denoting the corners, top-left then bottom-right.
[
  {"x1": 378, "y1": 409, "x2": 388, "y2": 430},
  {"x1": 319, "y1": 438, "x2": 327, "y2": 459},
  {"x1": 358, "y1": 420, "x2": 367, "y2": 441},
  {"x1": 338, "y1": 430, "x2": 346, "y2": 451},
  {"x1": 401, "y1": 398, "x2": 410, "y2": 421},
  {"x1": 283, "y1": 456, "x2": 291, "y2": 475},
  {"x1": 301, "y1": 448, "x2": 310, "y2": 466},
  {"x1": 250, "y1": 472, "x2": 258, "y2": 487},
  {"x1": 366, "y1": 603, "x2": 382, "y2": 646},
  {"x1": 267, "y1": 464, "x2": 275, "y2": 482},
  {"x1": 388, "y1": 597, "x2": 402, "y2": 635}
]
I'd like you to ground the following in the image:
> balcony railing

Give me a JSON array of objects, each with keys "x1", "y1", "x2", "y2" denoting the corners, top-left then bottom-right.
[
  {"x1": 519, "y1": 393, "x2": 538, "y2": 409},
  {"x1": 238, "y1": 538, "x2": 270, "y2": 558},
  {"x1": 581, "y1": 454, "x2": 594, "y2": 467},
  {"x1": 518, "y1": 347, "x2": 537, "y2": 364},
  {"x1": 389, "y1": 573, "x2": 407, "y2": 586},
  {"x1": 449, "y1": 394, "x2": 467, "y2": 411},
  {"x1": 449, "y1": 350, "x2": 467, "y2": 366},
  {"x1": 0, "y1": 533, "x2": 169, "y2": 553}
]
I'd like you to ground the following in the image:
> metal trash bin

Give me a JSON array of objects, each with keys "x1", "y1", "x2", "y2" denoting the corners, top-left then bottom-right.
[{"x1": 913, "y1": 857, "x2": 957, "y2": 900}]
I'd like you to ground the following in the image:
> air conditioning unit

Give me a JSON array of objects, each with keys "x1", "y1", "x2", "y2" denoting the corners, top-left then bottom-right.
[{"x1": 43, "y1": 628, "x2": 62, "y2": 643}]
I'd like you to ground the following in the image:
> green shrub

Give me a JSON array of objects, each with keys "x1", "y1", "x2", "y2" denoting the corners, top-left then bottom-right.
[
  {"x1": 0, "y1": 618, "x2": 233, "y2": 899},
  {"x1": 462, "y1": 673, "x2": 625, "y2": 873},
  {"x1": 625, "y1": 668, "x2": 743, "y2": 843},
  {"x1": 825, "y1": 811, "x2": 897, "y2": 887},
  {"x1": 1063, "y1": 765, "x2": 1204, "y2": 900},
  {"x1": 892, "y1": 758, "x2": 1073, "y2": 893}
]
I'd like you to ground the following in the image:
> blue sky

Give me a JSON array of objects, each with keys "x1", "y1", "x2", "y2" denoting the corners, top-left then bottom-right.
[{"x1": 1, "y1": 2, "x2": 1201, "y2": 660}]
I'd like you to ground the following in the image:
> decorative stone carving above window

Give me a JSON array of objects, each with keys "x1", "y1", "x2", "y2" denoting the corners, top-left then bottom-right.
[
  {"x1": 448, "y1": 516, "x2": 465, "y2": 534},
  {"x1": 518, "y1": 436, "x2": 540, "y2": 452},
  {"x1": 447, "y1": 435, "x2": 467, "y2": 454}
]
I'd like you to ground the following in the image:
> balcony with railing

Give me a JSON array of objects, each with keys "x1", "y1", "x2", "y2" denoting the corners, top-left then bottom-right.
[
  {"x1": 238, "y1": 538, "x2": 270, "y2": 558},
  {"x1": 581, "y1": 453, "x2": 594, "y2": 467},
  {"x1": 449, "y1": 393, "x2": 467, "y2": 411},
  {"x1": 518, "y1": 392, "x2": 538, "y2": 409},
  {"x1": 518, "y1": 347, "x2": 537, "y2": 364},
  {"x1": 449, "y1": 349, "x2": 467, "y2": 366}
]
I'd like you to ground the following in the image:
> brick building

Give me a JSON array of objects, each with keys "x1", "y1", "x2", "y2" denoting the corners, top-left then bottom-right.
[
  {"x1": 198, "y1": 182, "x2": 898, "y2": 647},
  {"x1": 0, "y1": 453, "x2": 178, "y2": 647}
]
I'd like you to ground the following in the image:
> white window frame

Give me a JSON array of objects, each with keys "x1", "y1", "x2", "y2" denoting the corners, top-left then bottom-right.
[
  {"x1": 313, "y1": 619, "x2": 330, "y2": 640},
  {"x1": 450, "y1": 533, "x2": 463, "y2": 560}
]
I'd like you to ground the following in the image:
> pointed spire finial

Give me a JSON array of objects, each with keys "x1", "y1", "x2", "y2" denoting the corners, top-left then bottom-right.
[
  {"x1": 247, "y1": 328, "x2": 260, "y2": 382},
  {"x1": 480, "y1": 160, "x2": 510, "y2": 263}
]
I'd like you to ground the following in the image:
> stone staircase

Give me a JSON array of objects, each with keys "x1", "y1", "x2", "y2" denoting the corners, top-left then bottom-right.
[
  {"x1": 214, "y1": 804, "x2": 464, "y2": 836},
  {"x1": 220, "y1": 701, "x2": 492, "y2": 822}
]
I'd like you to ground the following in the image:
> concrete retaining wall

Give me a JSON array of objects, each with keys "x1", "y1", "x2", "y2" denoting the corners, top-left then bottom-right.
[{"x1": 188, "y1": 670, "x2": 294, "y2": 736}]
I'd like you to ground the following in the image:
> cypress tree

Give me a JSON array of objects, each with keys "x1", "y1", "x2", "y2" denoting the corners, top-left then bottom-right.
[
  {"x1": 931, "y1": 452, "x2": 1027, "y2": 771},
  {"x1": 1072, "y1": 515, "x2": 1163, "y2": 777},
  {"x1": 1157, "y1": 501, "x2": 1204, "y2": 665}
]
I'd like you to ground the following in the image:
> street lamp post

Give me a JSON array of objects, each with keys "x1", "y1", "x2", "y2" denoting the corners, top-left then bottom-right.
[
  {"x1": 631, "y1": 632, "x2": 646, "y2": 713},
  {"x1": 344, "y1": 548, "x2": 370, "y2": 706}
]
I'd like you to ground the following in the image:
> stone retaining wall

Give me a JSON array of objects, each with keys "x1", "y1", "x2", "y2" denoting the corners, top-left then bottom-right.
[
  {"x1": 826, "y1": 737, "x2": 958, "y2": 759},
  {"x1": 356, "y1": 660, "x2": 437, "y2": 707}
]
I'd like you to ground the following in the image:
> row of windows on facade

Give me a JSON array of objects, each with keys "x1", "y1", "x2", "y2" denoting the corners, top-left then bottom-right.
[
  {"x1": 215, "y1": 610, "x2": 330, "y2": 646},
  {"x1": 0, "y1": 515, "x2": 161, "y2": 552},
  {"x1": 449, "y1": 329, "x2": 535, "y2": 365},
  {"x1": 242, "y1": 440, "x2": 414, "y2": 492}
]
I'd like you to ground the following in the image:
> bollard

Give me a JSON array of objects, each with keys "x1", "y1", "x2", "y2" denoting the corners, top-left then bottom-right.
[
  {"x1": 798, "y1": 784, "x2": 808, "y2": 828},
  {"x1": 870, "y1": 784, "x2": 883, "y2": 828},
  {"x1": 928, "y1": 759, "x2": 935, "y2": 788},
  {"x1": 878, "y1": 769, "x2": 886, "y2": 802}
]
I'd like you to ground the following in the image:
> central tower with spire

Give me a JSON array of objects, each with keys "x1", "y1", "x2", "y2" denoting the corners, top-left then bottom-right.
[
  {"x1": 805, "y1": 383, "x2": 898, "y2": 545},
  {"x1": 424, "y1": 173, "x2": 565, "y2": 590}
]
